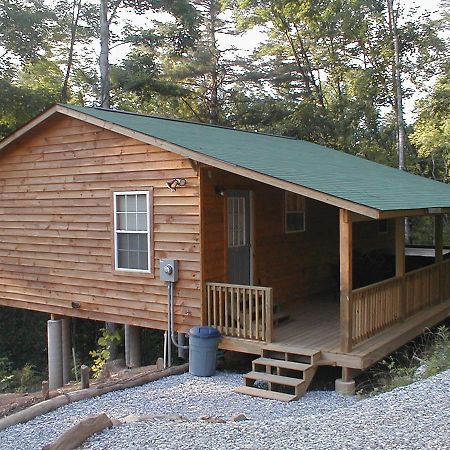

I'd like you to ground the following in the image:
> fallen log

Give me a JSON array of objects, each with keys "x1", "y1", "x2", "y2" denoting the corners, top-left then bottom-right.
[
  {"x1": 0, "y1": 363, "x2": 188, "y2": 431},
  {"x1": 42, "y1": 413, "x2": 113, "y2": 450}
]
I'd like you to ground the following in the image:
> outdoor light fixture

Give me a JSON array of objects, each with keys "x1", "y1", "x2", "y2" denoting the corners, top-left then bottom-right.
[
  {"x1": 166, "y1": 178, "x2": 187, "y2": 192},
  {"x1": 215, "y1": 185, "x2": 226, "y2": 196}
]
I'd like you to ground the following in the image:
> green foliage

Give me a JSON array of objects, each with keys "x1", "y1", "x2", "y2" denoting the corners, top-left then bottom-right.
[
  {"x1": 0, "y1": 0, "x2": 55, "y2": 63},
  {"x1": 89, "y1": 327, "x2": 122, "y2": 378},
  {"x1": 411, "y1": 71, "x2": 450, "y2": 183},
  {"x1": 0, "y1": 357, "x2": 40, "y2": 393},
  {"x1": 357, "y1": 325, "x2": 450, "y2": 396},
  {"x1": 0, "y1": 357, "x2": 14, "y2": 392}
]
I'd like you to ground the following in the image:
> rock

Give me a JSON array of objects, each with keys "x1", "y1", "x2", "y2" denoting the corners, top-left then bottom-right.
[
  {"x1": 122, "y1": 414, "x2": 187, "y2": 424},
  {"x1": 231, "y1": 413, "x2": 248, "y2": 422},
  {"x1": 199, "y1": 415, "x2": 226, "y2": 424},
  {"x1": 414, "y1": 364, "x2": 428, "y2": 380},
  {"x1": 111, "y1": 418, "x2": 122, "y2": 427},
  {"x1": 123, "y1": 414, "x2": 154, "y2": 424},
  {"x1": 99, "y1": 359, "x2": 126, "y2": 379}
]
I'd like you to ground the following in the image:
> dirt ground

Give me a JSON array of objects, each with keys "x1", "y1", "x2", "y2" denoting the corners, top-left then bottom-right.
[{"x1": 0, "y1": 360, "x2": 160, "y2": 419}]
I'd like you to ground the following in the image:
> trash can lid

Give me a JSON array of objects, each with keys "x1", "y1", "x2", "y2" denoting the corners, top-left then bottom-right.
[{"x1": 189, "y1": 326, "x2": 221, "y2": 338}]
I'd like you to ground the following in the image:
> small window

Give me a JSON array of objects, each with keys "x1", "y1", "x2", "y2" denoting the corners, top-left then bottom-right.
[
  {"x1": 285, "y1": 192, "x2": 305, "y2": 233},
  {"x1": 378, "y1": 219, "x2": 388, "y2": 234},
  {"x1": 114, "y1": 191, "x2": 151, "y2": 272},
  {"x1": 228, "y1": 196, "x2": 246, "y2": 247}
]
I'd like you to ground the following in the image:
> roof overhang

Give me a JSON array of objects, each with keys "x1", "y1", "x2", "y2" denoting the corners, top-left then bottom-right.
[{"x1": 1, "y1": 104, "x2": 449, "y2": 221}]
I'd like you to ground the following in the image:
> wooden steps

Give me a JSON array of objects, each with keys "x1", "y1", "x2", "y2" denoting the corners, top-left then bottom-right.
[
  {"x1": 234, "y1": 346, "x2": 320, "y2": 402},
  {"x1": 252, "y1": 357, "x2": 310, "y2": 372},
  {"x1": 245, "y1": 371, "x2": 305, "y2": 387}
]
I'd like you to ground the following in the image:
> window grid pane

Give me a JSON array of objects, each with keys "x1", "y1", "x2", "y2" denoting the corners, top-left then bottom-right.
[
  {"x1": 228, "y1": 197, "x2": 246, "y2": 248},
  {"x1": 285, "y1": 192, "x2": 305, "y2": 232},
  {"x1": 115, "y1": 192, "x2": 150, "y2": 272}
]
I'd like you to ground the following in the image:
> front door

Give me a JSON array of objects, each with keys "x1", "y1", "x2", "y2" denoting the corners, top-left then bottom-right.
[{"x1": 227, "y1": 190, "x2": 251, "y2": 285}]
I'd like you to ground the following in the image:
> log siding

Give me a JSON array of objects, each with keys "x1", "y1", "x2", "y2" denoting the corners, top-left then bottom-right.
[{"x1": 0, "y1": 115, "x2": 201, "y2": 332}]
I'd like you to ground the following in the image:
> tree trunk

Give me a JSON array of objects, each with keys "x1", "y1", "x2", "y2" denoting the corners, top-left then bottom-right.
[
  {"x1": 387, "y1": 0, "x2": 407, "y2": 171},
  {"x1": 99, "y1": 0, "x2": 110, "y2": 108},
  {"x1": 207, "y1": 0, "x2": 219, "y2": 124},
  {"x1": 61, "y1": 0, "x2": 82, "y2": 103},
  {"x1": 105, "y1": 321, "x2": 118, "y2": 361},
  {"x1": 387, "y1": 0, "x2": 410, "y2": 242}
]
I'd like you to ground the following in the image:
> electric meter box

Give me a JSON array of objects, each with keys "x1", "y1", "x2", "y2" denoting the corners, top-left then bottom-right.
[{"x1": 160, "y1": 259, "x2": 178, "y2": 282}]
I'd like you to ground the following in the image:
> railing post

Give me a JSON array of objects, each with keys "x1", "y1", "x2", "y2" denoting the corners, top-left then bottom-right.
[
  {"x1": 340, "y1": 209, "x2": 353, "y2": 352},
  {"x1": 395, "y1": 217, "x2": 406, "y2": 319},
  {"x1": 265, "y1": 288, "x2": 273, "y2": 343},
  {"x1": 435, "y1": 214, "x2": 444, "y2": 303}
]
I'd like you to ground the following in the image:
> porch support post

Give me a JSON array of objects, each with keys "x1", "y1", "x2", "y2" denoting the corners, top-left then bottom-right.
[
  {"x1": 395, "y1": 217, "x2": 406, "y2": 319},
  {"x1": 435, "y1": 214, "x2": 443, "y2": 263},
  {"x1": 335, "y1": 367, "x2": 356, "y2": 395},
  {"x1": 124, "y1": 324, "x2": 141, "y2": 368},
  {"x1": 435, "y1": 214, "x2": 444, "y2": 303},
  {"x1": 339, "y1": 209, "x2": 353, "y2": 353},
  {"x1": 47, "y1": 319, "x2": 63, "y2": 390}
]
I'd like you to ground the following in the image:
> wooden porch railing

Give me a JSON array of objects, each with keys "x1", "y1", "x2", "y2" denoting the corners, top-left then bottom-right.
[
  {"x1": 351, "y1": 276, "x2": 402, "y2": 345},
  {"x1": 350, "y1": 260, "x2": 450, "y2": 347},
  {"x1": 205, "y1": 282, "x2": 273, "y2": 342},
  {"x1": 405, "y1": 263, "x2": 441, "y2": 316}
]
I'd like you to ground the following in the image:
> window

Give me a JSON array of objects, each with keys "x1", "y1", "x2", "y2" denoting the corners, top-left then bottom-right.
[
  {"x1": 113, "y1": 191, "x2": 151, "y2": 272},
  {"x1": 285, "y1": 192, "x2": 305, "y2": 233},
  {"x1": 228, "y1": 196, "x2": 246, "y2": 247}
]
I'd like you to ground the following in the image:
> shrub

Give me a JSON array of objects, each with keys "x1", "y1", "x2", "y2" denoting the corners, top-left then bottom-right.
[
  {"x1": 89, "y1": 327, "x2": 122, "y2": 378},
  {"x1": 357, "y1": 325, "x2": 450, "y2": 396},
  {"x1": 0, "y1": 357, "x2": 41, "y2": 392}
]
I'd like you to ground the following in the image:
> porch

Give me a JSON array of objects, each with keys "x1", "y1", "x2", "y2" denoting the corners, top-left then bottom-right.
[
  {"x1": 199, "y1": 165, "x2": 450, "y2": 399},
  {"x1": 206, "y1": 258, "x2": 450, "y2": 369}
]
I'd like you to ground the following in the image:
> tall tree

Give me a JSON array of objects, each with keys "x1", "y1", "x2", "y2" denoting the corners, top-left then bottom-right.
[
  {"x1": 99, "y1": 0, "x2": 110, "y2": 107},
  {"x1": 387, "y1": 0, "x2": 407, "y2": 171},
  {"x1": 0, "y1": 0, "x2": 58, "y2": 137},
  {"x1": 98, "y1": 0, "x2": 198, "y2": 109}
]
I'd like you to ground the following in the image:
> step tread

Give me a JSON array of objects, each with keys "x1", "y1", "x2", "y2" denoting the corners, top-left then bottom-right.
[
  {"x1": 252, "y1": 357, "x2": 311, "y2": 371},
  {"x1": 263, "y1": 343, "x2": 321, "y2": 356},
  {"x1": 244, "y1": 371, "x2": 304, "y2": 387},
  {"x1": 234, "y1": 386, "x2": 297, "y2": 402}
]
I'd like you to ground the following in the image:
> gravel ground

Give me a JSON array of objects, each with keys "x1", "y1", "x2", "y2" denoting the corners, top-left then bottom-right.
[{"x1": 0, "y1": 370, "x2": 449, "y2": 450}]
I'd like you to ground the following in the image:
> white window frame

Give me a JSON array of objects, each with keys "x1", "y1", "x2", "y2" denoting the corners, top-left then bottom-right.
[
  {"x1": 285, "y1": 191, "x2": 306, "y2": 234},
  {"x1": 113, "y1": 190, "x2": 152, "y2": 273}
]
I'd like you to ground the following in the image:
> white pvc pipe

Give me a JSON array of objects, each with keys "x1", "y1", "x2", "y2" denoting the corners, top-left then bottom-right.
[
  {"x1": 169, "y1": 282, "x2": 189, "y2": 351},
  {"x1": 47, "y1": 320, "x2": 63, "y2": 390}
]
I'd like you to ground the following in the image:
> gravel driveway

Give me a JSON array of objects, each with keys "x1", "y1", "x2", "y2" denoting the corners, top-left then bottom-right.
[{"x1": 0, "y1": 370, "x2": 449, "y2": 450}]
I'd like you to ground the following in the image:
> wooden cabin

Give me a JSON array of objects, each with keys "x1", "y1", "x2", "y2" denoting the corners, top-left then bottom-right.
[{"x1": 1, "y1": 104, "x2": 450, "y2": 401}]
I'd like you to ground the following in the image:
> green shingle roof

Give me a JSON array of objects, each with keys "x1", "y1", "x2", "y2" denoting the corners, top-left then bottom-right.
[{"x1": 65, "y1": 104, "x2": 450, "y2": 213}]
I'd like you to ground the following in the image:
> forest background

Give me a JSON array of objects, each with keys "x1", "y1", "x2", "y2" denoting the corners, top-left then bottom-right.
[{"x1": 0, "y1": 0, "x2": 449, "y2": 390}]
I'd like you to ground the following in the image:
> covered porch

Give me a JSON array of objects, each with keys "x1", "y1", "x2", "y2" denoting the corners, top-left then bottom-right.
[
  {"x1": 198, "y1": 153, "x2": 450, "y2": 399},
  {"x1": 204, "y1": 210, "x2": 450, "y2": 369}
]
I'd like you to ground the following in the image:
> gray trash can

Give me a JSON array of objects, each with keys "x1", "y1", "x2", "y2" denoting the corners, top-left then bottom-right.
[{"x1": 188, "y1": 326, "x2": 221, "y2": 376}]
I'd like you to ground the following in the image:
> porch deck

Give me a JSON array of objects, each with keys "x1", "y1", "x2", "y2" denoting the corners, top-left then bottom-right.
[{"x1": 219, "y1": 295, "x2": 450, "y2": 370}]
